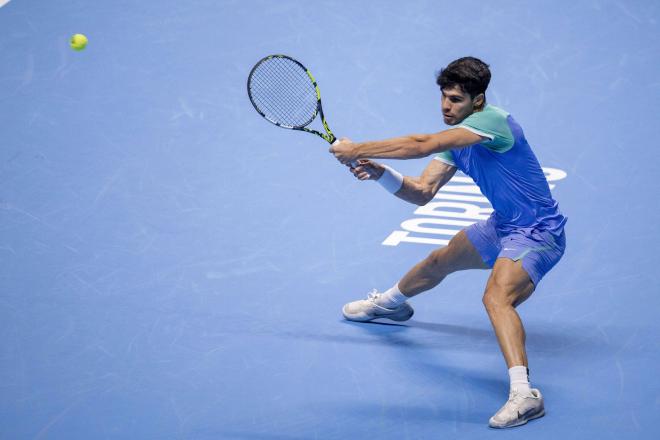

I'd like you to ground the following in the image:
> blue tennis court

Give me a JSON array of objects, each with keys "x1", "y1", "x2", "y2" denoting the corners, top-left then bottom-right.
[{"x1": 1, "y1": 0, "x2": 659, "y2": 438}]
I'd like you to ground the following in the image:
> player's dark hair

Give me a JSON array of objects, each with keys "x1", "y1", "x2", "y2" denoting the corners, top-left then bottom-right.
[{"x1": 436, "y1": 57, "x2": 491, "y2": 99}]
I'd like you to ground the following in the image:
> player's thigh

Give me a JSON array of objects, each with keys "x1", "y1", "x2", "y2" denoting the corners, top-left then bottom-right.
[
  {"x1": 484, "y1": 258, "x2": 535, "y2": 308},
  {"x1": 428, "y1": 229, "x2": 490, "y2": 272}
]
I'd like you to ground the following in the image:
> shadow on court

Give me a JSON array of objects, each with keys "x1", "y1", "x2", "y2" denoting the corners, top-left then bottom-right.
[{"x1": 284, "y1": 318, "x2": 602, "y2": 355}]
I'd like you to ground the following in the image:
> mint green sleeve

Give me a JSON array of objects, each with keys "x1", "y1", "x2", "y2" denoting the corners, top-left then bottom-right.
[
  {"x1": 434, "y1": 150, "x2": 456, "y2": 167},
  {"x1": 457, "y1": 106, "x2": 514, "y2": 152}
]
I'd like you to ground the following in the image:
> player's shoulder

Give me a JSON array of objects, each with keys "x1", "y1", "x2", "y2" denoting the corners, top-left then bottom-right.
[
  {"x1": 458, "y1": 105, "x2": 514, "y2": 152},
  {"x1": 464, "y1": 105, "x2": 510, "y2": 125}
]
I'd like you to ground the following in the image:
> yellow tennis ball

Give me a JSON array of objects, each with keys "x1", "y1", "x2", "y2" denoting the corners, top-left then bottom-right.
[{"x1": 70, "y1": 34, "x2": 88, "y2": 51}]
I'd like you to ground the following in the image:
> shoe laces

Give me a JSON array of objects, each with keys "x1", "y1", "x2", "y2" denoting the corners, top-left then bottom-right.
[
  {"x1": 366, "y1": 289, "x2": 380, "y2": 302},
  {"x1": 508, "y1": 388, "x2": 533, "y2": 403}
]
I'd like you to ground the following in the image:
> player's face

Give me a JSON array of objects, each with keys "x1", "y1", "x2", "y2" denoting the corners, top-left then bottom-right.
[{"x1": 441, "y1": 86, "x2": 484, "y2": 125}]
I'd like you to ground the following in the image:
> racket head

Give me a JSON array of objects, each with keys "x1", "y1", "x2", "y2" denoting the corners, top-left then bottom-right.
[{"x1": 247, "y1": 54, "x2": 320, "y2": 130}]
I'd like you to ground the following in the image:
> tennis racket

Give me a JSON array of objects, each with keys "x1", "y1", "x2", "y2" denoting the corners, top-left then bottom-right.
[{"x1": 247, "y1": 54, "x2": 356, "y2": 166}]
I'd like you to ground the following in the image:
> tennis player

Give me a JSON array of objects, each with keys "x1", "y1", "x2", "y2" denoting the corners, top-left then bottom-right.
[{"x1": 329, "y1": 57, "x2": 566, "y2": 429}]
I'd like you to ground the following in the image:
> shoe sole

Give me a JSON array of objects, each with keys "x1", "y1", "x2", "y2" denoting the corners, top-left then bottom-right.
[
  {"x1": 342, "y1": 305, "x2": 414, "y2": 322},
  {"x1": 489, "y1": 409, "x2": 545, "y2": 429}
]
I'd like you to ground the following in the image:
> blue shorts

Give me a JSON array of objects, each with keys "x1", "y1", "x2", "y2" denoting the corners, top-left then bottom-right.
[{"x1": 465, "y1": 218, "x2": 566, "y2": 286}]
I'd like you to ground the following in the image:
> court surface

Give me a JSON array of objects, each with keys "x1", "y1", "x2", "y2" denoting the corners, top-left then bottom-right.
[{"x1": 1, "y1": 1, "x2": 659, "y2": 439}]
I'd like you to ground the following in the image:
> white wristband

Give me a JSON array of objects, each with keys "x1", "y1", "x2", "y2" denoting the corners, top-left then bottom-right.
[{"x1": 377, "y1": 165, "x2": 404, "y2": 194}]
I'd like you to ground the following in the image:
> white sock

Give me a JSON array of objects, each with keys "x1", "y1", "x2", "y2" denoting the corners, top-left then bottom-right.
[
  {"x1": 375, "y1": 283, "x2": 408, "y2": 308},
  {"x1": 509, "y1": 366, "x2": 532, "y2": 395}
]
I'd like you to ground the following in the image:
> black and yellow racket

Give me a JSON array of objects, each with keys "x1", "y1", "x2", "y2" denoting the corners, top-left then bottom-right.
[{"x1": 247, "y1": 54, "x2": 354, "y2": 164}]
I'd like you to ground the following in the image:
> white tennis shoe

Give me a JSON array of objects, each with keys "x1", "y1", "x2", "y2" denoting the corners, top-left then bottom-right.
[
  {"x1": 342, "y1": 290, "x2": 414, "y2": 322},
  {"x1": 488, "y1": 388, "x2": 545, "y2": 428}
]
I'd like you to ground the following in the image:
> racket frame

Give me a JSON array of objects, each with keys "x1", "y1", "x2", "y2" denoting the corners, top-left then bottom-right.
[{"x1": 247, "y1": 54, "x2": 337, "y2": 145}]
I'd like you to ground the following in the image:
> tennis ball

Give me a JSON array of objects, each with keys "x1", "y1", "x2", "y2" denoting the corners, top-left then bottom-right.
[{"x1": 70, "y1": 34, "x2": 88, "y2": 51}]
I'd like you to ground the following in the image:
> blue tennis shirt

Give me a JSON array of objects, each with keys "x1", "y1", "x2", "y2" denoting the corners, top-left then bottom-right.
[{"x1": 434, "y1": 104, "x2": 567, "y2": 236}]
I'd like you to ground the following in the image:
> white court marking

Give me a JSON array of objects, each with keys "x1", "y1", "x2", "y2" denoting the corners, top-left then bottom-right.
[{"x1": 0, "y1": 0, "x2": 11, "y2": 8}]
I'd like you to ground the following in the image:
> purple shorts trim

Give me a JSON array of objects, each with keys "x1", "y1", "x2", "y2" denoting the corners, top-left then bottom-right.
[{"x1": 465, "y1": 218, "x2": 566, "y2": 286}]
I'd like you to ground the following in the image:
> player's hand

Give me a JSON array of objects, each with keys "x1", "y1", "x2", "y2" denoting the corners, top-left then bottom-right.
[
  {"x1": 329, "y1": 137, "x2": 358, "y2": 165},
  {"x1": 350, "y1": 159, "x2": 384, "y2": 181}
]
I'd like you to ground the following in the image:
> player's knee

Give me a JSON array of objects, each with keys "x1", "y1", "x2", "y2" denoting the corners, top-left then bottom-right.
[
  {"x1": 483, "y1": 275, "x2": 534, "y2": 311},
  {"x1": 482, "y1": 287, "x2": 514, "y2": 311},
  {"x1": 485, "y1": 263, "x2": 535, "y2": 309}
]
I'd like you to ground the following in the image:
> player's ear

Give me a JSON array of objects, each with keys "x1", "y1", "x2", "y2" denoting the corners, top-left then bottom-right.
[{"x1": 473, "y1": 93, "x2": 485, "y2": 110}]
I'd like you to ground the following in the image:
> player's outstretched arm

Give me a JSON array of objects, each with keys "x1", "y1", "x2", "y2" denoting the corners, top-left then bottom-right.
[
  {"x1": 330, "y1": 129, "x2": 485, "y2": 165},
  {"x1": 350, "y1": 158, "x2": 456, "y2": 206}
]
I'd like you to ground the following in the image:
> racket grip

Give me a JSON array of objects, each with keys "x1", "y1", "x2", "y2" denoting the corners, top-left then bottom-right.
[{"x1": 331, "y1": 139, "x2": 359, "y2": 168}]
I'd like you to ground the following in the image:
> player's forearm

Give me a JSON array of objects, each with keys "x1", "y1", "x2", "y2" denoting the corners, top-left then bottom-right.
[
  {"x1": 374, "y1": 159, "x2": 455, "y2": 205},
  {"x1": 393, "y1": 176, "x2": 433, "y2": 205},
  {"x1": 354, "y1": 135, "x2": 438, "y2": 160}
]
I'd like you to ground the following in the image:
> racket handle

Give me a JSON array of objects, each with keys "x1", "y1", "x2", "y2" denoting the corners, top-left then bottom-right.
[{"x1": 331, "y1": 139, "x2": 358, "y2": 168}]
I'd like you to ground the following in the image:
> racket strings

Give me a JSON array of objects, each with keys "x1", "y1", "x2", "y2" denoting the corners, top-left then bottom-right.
[
  {"x1": 251, "y1": 60, "x2": 317, "y2": 126},
  {"x1": 248, "y1": 57, "x2": 318, "y2": 128},
  {"x1": 253, "y1": 67, "x2": 307, "y2": 119},
  {"x1": 254, "y1": 58, "x2": 317, "y2": 125}
]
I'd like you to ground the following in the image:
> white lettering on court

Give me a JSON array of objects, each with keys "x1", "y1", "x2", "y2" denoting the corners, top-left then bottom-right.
[{"x1": 382, "y1": 167, "x2": 568, "y2": 247}]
